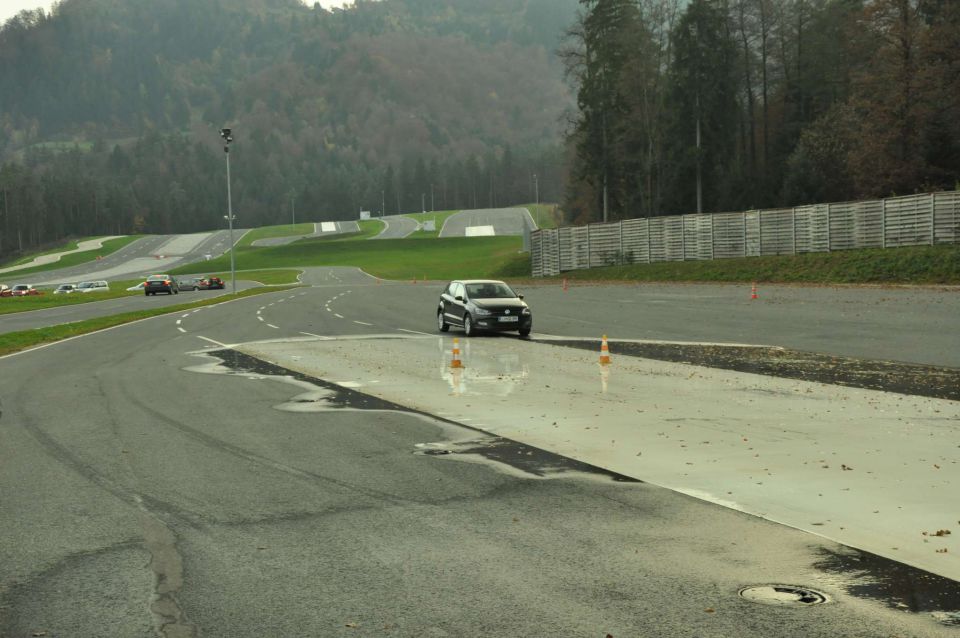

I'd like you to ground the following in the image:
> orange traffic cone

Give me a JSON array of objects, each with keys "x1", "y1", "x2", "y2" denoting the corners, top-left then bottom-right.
[
  {"x1": 599, "y1": 335, "x2": 611, "y2": 365},
  {"x1": 450, "y1": 338, "x2": 464, "y2": 368},
  {"x1": 751, "y1": 282, "x2": 759, "y2": 300}
]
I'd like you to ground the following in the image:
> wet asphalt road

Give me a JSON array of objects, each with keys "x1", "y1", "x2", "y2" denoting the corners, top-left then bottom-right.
[
  {"x1": 438, "y1": 207, "x2": 535, "y2": 236},
  {"x1": 1, "y1": 268, "x2": 958, "y2": 636}
]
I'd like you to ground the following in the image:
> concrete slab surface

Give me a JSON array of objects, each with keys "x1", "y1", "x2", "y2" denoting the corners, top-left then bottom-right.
[{"x1": 238, "y1": 334, "x2": 960, "y2": 582}]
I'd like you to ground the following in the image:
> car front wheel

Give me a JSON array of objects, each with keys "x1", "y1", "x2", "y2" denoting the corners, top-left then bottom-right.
[
  {"x1": 519, "y1": 326, "x2": 531, "y2": 337},
  {"x1": 463, "y1": 314, "x2": 475, "y2": 337},
  {"x1": 437, "y1": 310, "x2": 449, "y2": 332}
]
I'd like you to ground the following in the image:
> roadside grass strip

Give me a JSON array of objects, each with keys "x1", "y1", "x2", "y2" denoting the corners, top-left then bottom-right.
[
  {"x1": 172, "y1": 236, "x2": 529, "y2": 281},
  {"x1": 556, "y1": 244, "x2": 960, "y2": 285},
  {"x1": 523, "y1": 204, "x2": 561, "y2": 229},
  {"x1": 0, "y1": 235, "x2": 143, "y2": 279},
  {"x1": 0, "y1": 279, "x2": 148, "y2": 315},
  {"x1": 236, "y1": 223, "x2": 315, "y2": 248},
  {"x1": 184, "y1": 269, "x2": 303, "y2": 286},
  {"x1": 403, "y1": 210, "x2": 460, "y2": 237},
  {"x1": 0, "y1": 285, "x2": 299, "y2": 357},
  {"x1": 0, "y1": 237, "x2": 91, "y2": 268}
]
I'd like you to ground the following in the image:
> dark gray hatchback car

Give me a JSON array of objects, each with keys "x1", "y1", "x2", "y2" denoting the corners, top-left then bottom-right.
[{"x1": 438, "y1": 279, "x2": 532, "y2": 337}]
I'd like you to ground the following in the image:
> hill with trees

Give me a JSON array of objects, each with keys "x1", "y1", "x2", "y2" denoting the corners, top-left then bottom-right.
[{"x1": 0, "y1": 0, "x2": 575, "y2": 255}]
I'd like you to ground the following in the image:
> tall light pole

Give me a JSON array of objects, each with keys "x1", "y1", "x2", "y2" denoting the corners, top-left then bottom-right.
[{"x1": 220, "y1": 128, "x2": 236, "y2": 294}]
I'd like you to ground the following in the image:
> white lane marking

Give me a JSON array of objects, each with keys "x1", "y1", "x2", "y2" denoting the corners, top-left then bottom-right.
[
  {"x1": 196, "y1": 335, "x2": 229, "y2": 347},
  {"x1": 278, "y1": 299, "x2": 285, "y2": 303},
  {"x1": 177, "y1": 327, "x2": 186, "y2": 333},
  {"x1": 334, "y1": 313, "x2": 344, "y2": 319},
  {"x1": 325, "y1": 307, "x2": 332, "y2": 312},
  {"x1": 258, "y1": 316, "x2": 265, "y2": 322},
  {"x1": 267, "y1": 324, "x2": 279, "y2": 329},
  {"x1": 299, "y1": 332, "x2": 334, "y2": 340},
  {"x1": 259, "y1": 306, "x2": 266, "y2": 311},
  {"x1": 397, "y1": 328, "x2": 433, "y2": 336},
  {"x1": 256, "y1": 310, "x2": 261, "y2": 315},
  {"x1": 353, "y1": 321, "x2": 373, "y2": 326},
  {"x1": 180, "y1": 313, "x2": 190, "y2": 318},
  {"x1": 175, "y1": 319, "x2": 182, "y2": 325}
]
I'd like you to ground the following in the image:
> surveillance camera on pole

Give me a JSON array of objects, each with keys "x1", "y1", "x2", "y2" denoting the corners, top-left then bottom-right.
[{"x1": 220, "y1": 127, "x2": 237, "y2": 294}]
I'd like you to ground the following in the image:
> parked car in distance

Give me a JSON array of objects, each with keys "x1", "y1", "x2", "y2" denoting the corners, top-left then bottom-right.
[
  {"x1": 126, "y1": 282, "x2": 145, "y2": 292},
  {"x1": 76, "y1": 280, "x2": 109, "y2": 293},
  {"x1": 144, "y1": 274, "x2": 179, "y2": 295},
  {"x1": 205, "y1": 276, "x2": 225, "y2": 290},
  {"x1": 11, "y1": 284, "x2": 41, "y2": 297},
  {"x1": 54, "y1": 284, "x2": 77, "y2": 294},
  {"x1": 438, "y1": 279, "x2": 532, "y2": 337},
  {"x1": 179, "y1": 277, "x2": 203, "y2": 291},
  {"x1": 0, "y1": 284, "x2": 11, "y2": 297}
]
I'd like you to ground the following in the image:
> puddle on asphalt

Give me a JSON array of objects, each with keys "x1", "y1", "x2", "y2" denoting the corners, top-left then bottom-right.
[
  {"x1": 185, "y1": 348, "x2": 636, "y2": 483},
  {"x1": 813, "y1": 546, "x2": 960, "y2": 626},
  {"x1": 540, "y1": 340, "x2": 960, "y2": 401}
]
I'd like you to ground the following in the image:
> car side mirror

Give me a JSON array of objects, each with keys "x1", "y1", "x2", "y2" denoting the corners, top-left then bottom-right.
[
  {"x1": 518, "y1": 294, "x2": 524, "y2": 300},
  {"x1": 455, "y1": 295, "x2": 464, "y2": 302}
]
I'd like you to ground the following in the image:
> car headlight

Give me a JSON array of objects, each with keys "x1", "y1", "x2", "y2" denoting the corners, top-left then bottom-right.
[
  {"x1": 522, "y1": 307, "x2": 531, "y2": 315},
  {"x1": 473, "y1": 307, "x2": 493, "y2": 316}
]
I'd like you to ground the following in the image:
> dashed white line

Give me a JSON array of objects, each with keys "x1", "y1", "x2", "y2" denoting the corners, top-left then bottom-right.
[
  {"x1": 266, "y1": 324, "x2": 279, "y2": 329},
  {"x1": 299, "y1": 332, "x2": 334, "y2": 339},
  {"x1": 334, "y1": 313, "x2": 344, "y2": 319},
  {"x1": 177, "y1": 327, "x2": 187, "y2": 333},
  {"x1": 326, "y1": 307, "x2": 332, "y2": 312},
  {"x1": 175, "y1": 319, "x2": 182, "y2": 325},
  {"x1": 258, "y1": 316, "x2": 265, "y2": 322},
  {"x1": 353, "y1": 321, "x2": 373, "y2": 326},
  {"x1": 180, "y1": 313, "x2": 190, "y2": 318},
  {"x1": 397, "y1": 328, "x2": 433, "y2": 336}
]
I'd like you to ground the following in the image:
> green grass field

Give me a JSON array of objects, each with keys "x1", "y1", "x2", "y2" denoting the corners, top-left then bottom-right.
[
  {"x1": 403, "y1": 210, "x2": 460, "y2": 238},
  {"x1": 172, "y1": 236, "x2": 529, "y2": 281},
  {"x1": 555, "y1": 244, "x2": 960, "y2": 285},
  {"x1": 207, "y1": 269, "x2": 302, "y2": 285},
  {"x1": 524, "y1": 204, "x2": 561, "y2": 229},
  {"x1": 0, "y1": 236, "x2": 143, "y2": 279},
  {"x1": 0, "y1": 285, "x2": 297, "y2": 357},
  {"x1": 0, "y1": 237, "x2": 105, "y2": 268},
  {"x1": 236, "y1": 223, "x2": 315, "y2": 248},
  {"x1": 0, "y1": 279, "x2": 148, "y2": 315}
]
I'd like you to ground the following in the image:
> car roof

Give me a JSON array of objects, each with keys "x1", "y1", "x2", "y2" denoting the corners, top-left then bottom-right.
[{"x1": 454, "y1": 279, "x2": 507, "y2": 285}]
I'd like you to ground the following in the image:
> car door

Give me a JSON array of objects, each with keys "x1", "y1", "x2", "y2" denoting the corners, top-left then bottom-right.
[{"x1": 449, "y1": 282, "x2": 468, "y2": 325}]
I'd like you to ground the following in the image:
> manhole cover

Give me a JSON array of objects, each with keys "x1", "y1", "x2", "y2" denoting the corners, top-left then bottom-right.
[{"x1": 739, "y1": 585, "x2": 829, "y2": 606}]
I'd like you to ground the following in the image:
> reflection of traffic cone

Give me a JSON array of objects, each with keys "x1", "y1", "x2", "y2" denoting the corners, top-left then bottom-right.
[
  {"x1": 751, "y1": 282, "x2": 759, "y2": 300},
  {"x1": 412, "y1": 278, "x2": 417, "y2": 285},
  {"x1": 562, "y1": 278, "x2": 568, "y2": 292},
  {"x1": 599, "y1": 335, "x2": 611, "y2": 365},
  {"x1": 450, "y1": 366, "x2": 463, "y2": 395},
  {"x1": 450, "y1": 338, "x2": 464, "y2": 368},
  {"x1": 600, "y1": 366, "x2": 609, "y2": 393}
]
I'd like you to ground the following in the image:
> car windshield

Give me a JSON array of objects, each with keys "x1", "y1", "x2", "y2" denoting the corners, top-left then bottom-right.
[
  {"x1": 147, "y1": 275, "x2": 168, "y2": 281},
  {"x1": 465, "y1": 282, "x2": 515, "y2": 299},
  {"x1": 13, "y1": 285, "x2": 28, "y2": 291},
  {"x1": 77, "y1": 282, "x2": 93, "y2": 288}
]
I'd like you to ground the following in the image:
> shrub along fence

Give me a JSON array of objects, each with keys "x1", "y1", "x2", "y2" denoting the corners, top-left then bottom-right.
[{"x1": 530, "y1": 191, "x2": 960, "y2": 277}]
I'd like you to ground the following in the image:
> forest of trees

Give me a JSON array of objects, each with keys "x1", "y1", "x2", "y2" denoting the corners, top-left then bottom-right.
[
  {"x1": 0, "y1": 0, "x2": 574, "y2": 258},
  {"x1": 562, "y1": 0, "x2": 960, "y2": 223},
  {"x1": 1, "y1": 0, "x2": 957, "y2": 260}
]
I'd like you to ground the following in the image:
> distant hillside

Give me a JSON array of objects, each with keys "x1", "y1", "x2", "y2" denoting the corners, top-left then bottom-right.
[
  {"x1": 0, "y1": 0, "x2": 576, "y2": 255},
  {"x1": 0, "y1": 0, "x2": 576, "y2": 161}
]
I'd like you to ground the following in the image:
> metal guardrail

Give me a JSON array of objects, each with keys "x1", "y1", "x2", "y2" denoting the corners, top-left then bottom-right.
[{"x1": 531, "y1": 191, "x2": 960, "y2": 277}]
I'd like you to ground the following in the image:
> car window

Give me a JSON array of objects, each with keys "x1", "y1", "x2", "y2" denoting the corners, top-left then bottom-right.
[
  {"x1": 465, "y1": 283, "x2": 515, "y2": 298},
  {"x1": 454, "y1": 283, "x2": 465, "y2": 299}
]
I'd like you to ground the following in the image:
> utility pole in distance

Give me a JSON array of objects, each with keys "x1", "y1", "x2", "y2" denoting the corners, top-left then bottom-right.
[{"x1": 220, "y1": 128, "x2": 237, "y2": 294}]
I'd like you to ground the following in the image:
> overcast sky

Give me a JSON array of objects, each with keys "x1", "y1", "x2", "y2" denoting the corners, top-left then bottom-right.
[{"x1": 0, "y1": 0, "x2": 353, "y2": 25}]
